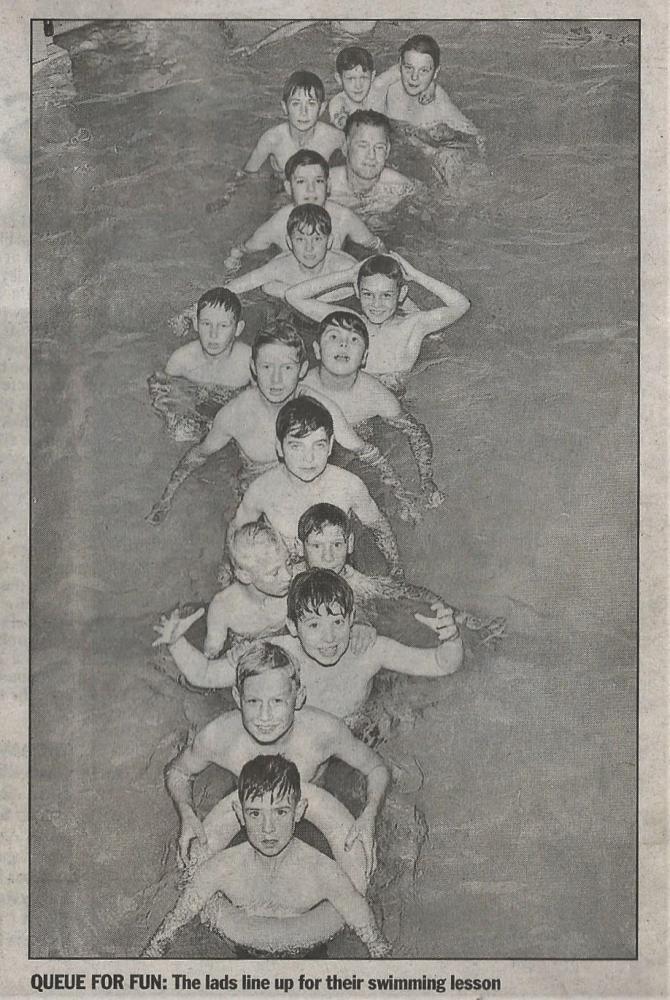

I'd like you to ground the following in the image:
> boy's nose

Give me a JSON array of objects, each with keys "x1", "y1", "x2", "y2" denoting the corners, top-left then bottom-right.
[
  {"x1": 262, "y1": 812, "x2": 275, "y2": 834},
  {"x1": 270, "y1": 368, "x2": 282, "y2": 385}
]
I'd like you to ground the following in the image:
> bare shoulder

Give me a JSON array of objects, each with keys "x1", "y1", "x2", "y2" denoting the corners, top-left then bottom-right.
[
  {"x1": 165, "y1": 341, "x2": 198, "y2": 373},
  {"x1": 232, "y1": 341, "x2": 252, "y2": 362},
  {"x1": 382, "y1": 165, "x2": 413, "y2": 186},
  {"x1": 262, "y1": 122, "x2": 288, "y2": 146},
  {"x1": 359, "y1": 372, "x2": 400, "y2": 411},
  {"x1": 195, "y1": 710, "x2": 239, "y2": 756},
  {"x1": 327, "y1": 249, "x2": 357, "y2": 269}
]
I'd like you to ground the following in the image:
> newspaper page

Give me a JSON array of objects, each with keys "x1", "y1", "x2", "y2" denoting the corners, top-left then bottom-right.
[{"x1": 1, "y1": 3, "x2": 667, "y2": 999}]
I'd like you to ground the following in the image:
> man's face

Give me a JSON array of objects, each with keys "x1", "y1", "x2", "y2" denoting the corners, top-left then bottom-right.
[
  {"x1": 245, "y1": 546, "x2": 293, "y2": 597},
  {"x1": 278, "y1": 427, "x2": 333, "y2": 482},
  {"x1": 287, "y1": 226, "x2": 330, "y2": 269},
  {"x1": 291, "y1": 604, "x2": 353, "y2": 665},
  {"x1": 286, "y1": 164, "x2": 328, "y2": 206},
  {"x1": 303, "y1": 525, "x2": 351, "y2": 574},
  {"x1": 338, "y1": 66, "x2": 374, "y2": 105},
  {"x1": 236, "y1": 670, "x2": 299, "y2": 744},
  {"x1": 316, "y1": 322, "x2": 368, "y2": 377},
  {"x1": 283, "y1": 88, "x2": 323, "y2": 132},
  {"x1": 400, "y1": 50, "x2": 437, "y2": 98},
  {"x1": 238, "y1": 790, "x2": 305, "y2": 857},
  {"x1": 346, "y1": 124, "x2": 389, "y2": 181},
  {"x1": 253, "y1": 343, "x2": 305, "y2": 404},
  {"x1": 196, "y1": 305, "x2": 242, "y2": 356},
  {"x1": 358, "y1": 273, "x2": 402, "y2": 325}
]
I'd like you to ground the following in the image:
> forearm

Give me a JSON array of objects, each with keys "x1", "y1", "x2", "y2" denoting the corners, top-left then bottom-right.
[
  {"x1": 165, "y1": 764, "x2": 198, "y2": 825},
  {"x1": 170, "y1": 637, "x2": 235, "y2": 688},
  {"x1": 285, "y1": 268, "x2": 353, "y2": 315},
  {"x1": 385, "y1": 412, "x2": 435, "y2": 488},
  {"x1": 362, "y1": 763, "x2": 389, "y2": 822},
  {"x1": 332, "y1": 887, "x2": 390, "y2": 958},
  {"x1": 368, "y1": 515, "x2": 402, "y2": 576},
  {"x1": 152, "y1": 446, "x2": 209, "y2": 513},
  {"x1": 143, "y1": 887, "x2": 204, "y2": 956},
  {"x1": 356, "y1": 441, "x2": 417, "y2": 508}
]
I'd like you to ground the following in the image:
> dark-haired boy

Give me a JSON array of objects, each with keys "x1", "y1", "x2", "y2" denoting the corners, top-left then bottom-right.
[
  {"x1": 286, "y1": 251, "x2": 470, "y2": 389},
  {"x1": 224, "y1": 151, "x2": 382, "y2": 273},
  {"x1": 148, "y1": 288, "x2": 251, "y2": 442},
  {"x1": 232, "y1": 397, "x2": 402, "y2": 570},
  {"x1": 303, "y1": 310, "x2": 443, "y2": 506},
  {"x1": 328, "y1": 47, "x2": 376, "y2": 130},
  {"x1": 243, "y1": 71, "x2": 344, "y2": 176},
  {"x1": 164, "y1": 642, "x2": 388, "y2": 879},
  {"x1": 147, "y1": 326, "x2": 410, "y2": 524},
  {"x1": 224, "y1": 205, "x2": 356, "y2": 301},
  {"x1": 328, "y1": 110, "x2": 415, "y2": 214},
  {"x1": 142, "y1": 754, "x2": 390, "y2": 958}
]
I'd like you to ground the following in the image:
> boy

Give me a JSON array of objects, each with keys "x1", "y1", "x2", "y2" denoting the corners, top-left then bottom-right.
[
  {"x1": 224, "y1": 150, "x2": 382, "y2": 273},
  {"x1": 370, "y1": 34, "x2": 479, "y2": 134},
  {"x1": 328, "y1": 46, "x2": 376, "y2": 130},
  {"x1": 165, "y1": 642, "x2": 389, "y2": 878},
  {"x1": 156, "y1": 569, "x2": 463, "y2": 723},
  {"x1": 328, "y1": 110, "x2": 416, "y2": 214},
  {"x1": 142, "y1": 755, "x2": 390, "y2": 958},
  {"x1": 286, "y1": 251, "x2": 470, "y2": 388},
  {"x1": 231, "y1": 396, "x2": 403, "y2": 571},
  {"x1": 303, "y1": 310, "x2": 444, "y2": 507},
  {"x1": 243, "y1": 71, "x2": 344, "y2": 177},
  {"x1": 148, "y1": 288, "x2": 250, "y2": 442},
  {"x1": 224, "y1": 205, "x2": 357, "y2": 301},
  {"x1": 147, "y1": 325, "x2": 414, "y2": 525}
]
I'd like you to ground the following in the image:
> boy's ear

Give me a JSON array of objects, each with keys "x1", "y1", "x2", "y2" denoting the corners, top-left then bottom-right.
[
  {"x1": 275, "y1": 437, "x2": 284, "y2": 461},
  {"x1": 257, "y1": 512, "x2": 271, "y2": 527},
  {"x1": 232, "y1": 799, "x2": 245, "y2": 828},
  {"x1": 335, "y1": 72, "x2": 342, "y2": 88},
  {"x1": 295, "y1": 685, "x2": 306, "y2": 711},
  {"x1": 346, "y1": 532, "x2": 355, "y2": 555},
  {"x1": 299, "y1": 359, "x2": 309, "y2": 379},
  {"x1": 235, "y1": 319, "x2": 245, "y2": 339},
  {"x1": 284, "y1": 179, "x2": 292, "y2": 197},
  {"x1": 236, "y1": 568, "x2": 252, "y2": 585},
  {"x1": 398, "y1": 283, "x2": 409, "y2": 305},
  {"x1": 294, "y1": 797, "x2": 307, "y2": 824},
  {"x1": 327, "y1": 235, "x2": 333, "y2": 251},
  {"x1": 327, "y1": 436, "x2": 334, "y2": 457},
  {"x1": 250, "y1": 358, "x2": 257, "y2": 380},
  {"x1": 319, "y1": 101, "x2": 327, "y2": 117},
  {"x1": 360, "y1": 347, "x2": 369, "y2": 369},
  {"x1": 371, "y1": 69, "x2": 377, "y2": 82},
  {"x1": 281, "y1": 100, "x2": 288, "y2": 116},
  {"x1": 313, "y1": 340, "x2": 322, "y2": 361},
  {"x1": 232, "y1": 685, "x2": 242, "y2": 710},
  {"x1": 286, "y1": 617, "x2": 298, "y2": 637},
  {"x1": 285, "y1": 235, "x2": 293, "y2": 252}
]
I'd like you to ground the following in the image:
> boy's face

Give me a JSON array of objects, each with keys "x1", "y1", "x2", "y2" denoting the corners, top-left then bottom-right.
[
  {"x1": 287, "y1": 226, "x2": 331, "y2": 269},
  {"x1": 400, "y1": 50, "x2": 438, "y2": 98},
  {"x1": 240, "y1": 545, "x2": 292, "y2": 597},
  {"x1": 358, "y1": 273, "x2": 404, "y2": 325},
  {"x1": 282, "y1": 88, "x2": 325, "y2": 132},
  {"x1": 315, "y1": 322, "x2": 368, "y2": 376},
  {"x1": 303, "y1": 524, "x2": 352, "y2": 575},
  {"x1": 288, "y1": 604, "x2": 353, "y2": 665},
  {"x1": 234, "y1": 669, "x2": 304, "y2": 744},
  {"x1": 236, "y1": 790, "x2": 306, "y2": 857},
  {"x1": 337, "y1": 65, "x2": 374, "y2": 105},
  {"x1": 285, "y1": 164, "x2": 328, "y2": 206},
  {"x1": 278, "y1": 427, "x2": 333, "y2": 482},
  {"x1": 196, "y1": 305, "x2": 243, "y2": 356},
  {"x1": 253, "y1": 343, "x2": 307, "y2": 405},
  {"x1": 346, "y1": 123, "x2": 389, "y2": 181}
]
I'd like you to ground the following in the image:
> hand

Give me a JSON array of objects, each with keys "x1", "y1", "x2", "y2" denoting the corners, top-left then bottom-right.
[
  {"x1": 344, "y1": 811, "x2": 377, "y2": 881},
  {"x1": 422, "y1": 480, "x2": 445, "y2": 509},
  {"x1": 385, "y1": 250, "x2": 413, "y2": 280},
  {"x1": 178, "y1": 813, "x2": 208, "y2": 868},
  {"x1": 350, "y1": 623, "x2": 377, "y2": 655},
  {"x1": 203, "y1": 638, "x2": 223, "y2": 659},
  {"x1": 389, "y1": 563, "x2": 405, "y2": 581},
  {"x1": 418, "y1": 80, "x2": 437, "y2": 105},
  {"x1": 226, "y1": 637, "x2": 256, "y2": 667},
  {"x1": 414, "y1": 602, "x2": 459, "y2": 641},
  {"x1": 152, "y1": 607, "x2": 205, "y2": 647},
  {"x1": 146, "y1": 500, "x2": 171, "y2": 526},
  {"x1": 223, "y1": 253, "x2": 243, "y2": 274},
  {"x1": 397, "y1": 494, "x2": 422, "y2": 524},
  {"x1": 369, "y1": 936, "x2": 393, "y2": 958}
]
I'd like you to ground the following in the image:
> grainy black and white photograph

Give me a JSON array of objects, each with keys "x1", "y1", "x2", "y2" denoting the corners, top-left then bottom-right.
[{"x1": 30, "y1": 16, "x2": 639, "y2": 965}]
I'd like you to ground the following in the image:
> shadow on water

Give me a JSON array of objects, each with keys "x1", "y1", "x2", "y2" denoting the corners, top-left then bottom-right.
[{"x1": 31, "y1": 19, "x2": 637, "y2": 957}]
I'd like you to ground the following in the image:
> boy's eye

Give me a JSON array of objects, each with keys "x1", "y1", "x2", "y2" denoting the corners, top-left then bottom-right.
[
  {"x1": 247, "y1": 810, "x2": 260, "y2": 818},
  {"x1": 276, "y1": 808, "x2": 289, "y2": 817}
]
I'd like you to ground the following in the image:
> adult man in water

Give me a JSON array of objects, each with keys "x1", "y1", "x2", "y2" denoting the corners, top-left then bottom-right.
[{"x1": 328, "y1": 110, "x2": 416, "y2": 215}]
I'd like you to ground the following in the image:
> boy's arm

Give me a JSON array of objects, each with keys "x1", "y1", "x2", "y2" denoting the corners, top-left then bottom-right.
[
  {"x1": 146, "y1": 406, "x2": 237, "y2": 524},
  {"x1": 164, "y1": 345, "x2": 189, "y2": 377},
  {"x1": 243, "y1": 129, "x2": 274, "y2": 173},
  {"x1": 142, "y1": 854, "x2": 230, "y2": 957},
  {"x1": 241, "y1": 213, "x2": 283, "y2": 254},
  {"x1": 350, "y1": 478, "x2": 403, "y2": 577},
  {"x1": 384, "y1": 409, "x2": 443, "y2": 507},
  {"x1": 323, "y1": 867, "x2": 391, "y2": 957},
  {"x1": 225, "y1": 259, "x2": 280, "y2": 295},
  {"x1": 373, "y1": 609, "x2": 464, "y2": 677},
  {"x1": 204, "y1": 594, "x2": 230, "y2": 658},
  {"x1": 285, "y1": 262, "x2": 360, "y2": 323},
  {"x1": 165, "y1": 734, "x2": 219, "y2": 866},
  {"x1": 367, "y1": 63, "x2": 400, "y2": 112},
  {"x1": 393, "y1": 252, "x2": 470, "y2": 339},
  {"x1": 152, "y1": 607, "x2": 237, "y2": 686},
  {"x1": 328, "y1": 93, "x2": 349, "y2": 130},
  {"x1": 231, "y1": 479, "x2": 265, "y2": 529},
  {"x1": 437, "y1": 88, "x2": 479, "y2": 135},
  {"x1": 342, "y1": 208, "x2": 384, "y2": 252}
]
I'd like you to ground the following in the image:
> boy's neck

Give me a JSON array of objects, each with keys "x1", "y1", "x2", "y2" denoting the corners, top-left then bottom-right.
[
  {"x1": 280, "y1": 463, "x2": 326, "y2": 492},
  {"x1": 346, "y1": 163, "x2": 381, "y2": 195},
  {"x1": 287, "y1": 121, "x2": 318, "y2": 147},
  {"x1": 296, "y1": 255, "x2": 327, "y2": 277},
  {"x1": 318, "y1": 364, "x2": 359, "y2": 392},
  {"x1": 245, "y1": 581, "x2": 281, "y2": 606},
  {"x1": 254, "y1": 386, "x2": 298, "y2": 415},
  {"x1": 249, "y1": 838, "x2": 297, "y2": 875},
  {"x1": 201, "y1": 342, "x2": 235, "y2": 363}
]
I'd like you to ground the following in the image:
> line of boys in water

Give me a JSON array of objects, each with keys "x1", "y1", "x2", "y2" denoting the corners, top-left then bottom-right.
[{"x1": 143, "y1": 31, "x2": 493, "y2": 959}]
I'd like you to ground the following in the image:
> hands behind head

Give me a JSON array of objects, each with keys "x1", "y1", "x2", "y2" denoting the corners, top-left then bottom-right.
[{"x1": 152, "y1": 607, "x2": 205, "y2": 647}]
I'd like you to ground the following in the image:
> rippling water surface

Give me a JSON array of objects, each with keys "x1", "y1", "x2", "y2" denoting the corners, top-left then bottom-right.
[{"x1": 31, "y1": 19, "x2": 637, "y2": 958}]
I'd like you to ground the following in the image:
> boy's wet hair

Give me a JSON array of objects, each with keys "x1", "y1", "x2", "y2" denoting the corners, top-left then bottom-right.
[
  {"x1": 282, "y1": 70, "x2": 325, "y2": 106},
  {"x1": 298, "y1": 503, "x2": 352, "y2": 543},
  {"x1": 357, "y1": 254, "x2": 405, "y2": 293},
  {"x1": 251, "y1": 322, "x2": 308, "y2": 369},
  {"x1": 344, "y1": 109, "x2": 392, "y2": 142},
  {"x1": 276, "y1": 396, "x2": 334, "y2": 444},
  {"x1": 285, "y1": 149, "x2": 330, "y2": 182},
  {"x1": 400, "y1": 33, "x2": 441, "y2": 69},
  {"x1": 238, "y1": 754, "x2": 301, "y2": 806},
  {"x1": 318, "y1": 310, "x2": 369, "y2": 351},
  {"x1": 235, "y1": 641, "x2": 301, "y2": 694},
  {"x1": 287, "y1": 204, "x2": 332, "y2": 239},
  {"x1": 228, "y1": 518, "x2": 287, "y2": 573},
  {"x1": 336, "y1": 46, "x2": 374, "y2": 76},
  {"x1": 287, "y1": 569, "x2": 355, "y2": 624},
  {"x1": 196, "y1": 287, "x2": 242, "y2": 322}
]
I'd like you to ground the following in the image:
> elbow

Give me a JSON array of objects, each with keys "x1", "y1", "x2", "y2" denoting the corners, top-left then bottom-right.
[{"x1": 458, "y1": 295, "x2": 471, "y2": 318}]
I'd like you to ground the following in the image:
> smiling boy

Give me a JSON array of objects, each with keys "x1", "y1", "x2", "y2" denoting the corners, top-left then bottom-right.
[
  {"x1": 142, "y1": 755, "x2": 390, "y2": 959},
  {"x1": 243, "y1": 70, "x2": 344, "y2": 177},
  {"x1": 231, "y1": 396, "x2": 402, "y2": 570},
  {"x1": 286, "y1": 251, "x2": 470, "y2": 388}
]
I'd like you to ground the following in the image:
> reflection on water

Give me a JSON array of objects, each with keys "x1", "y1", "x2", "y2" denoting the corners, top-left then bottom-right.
[{"x1": 31, "y1": 19, "x2": 637, "y2": 958}]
